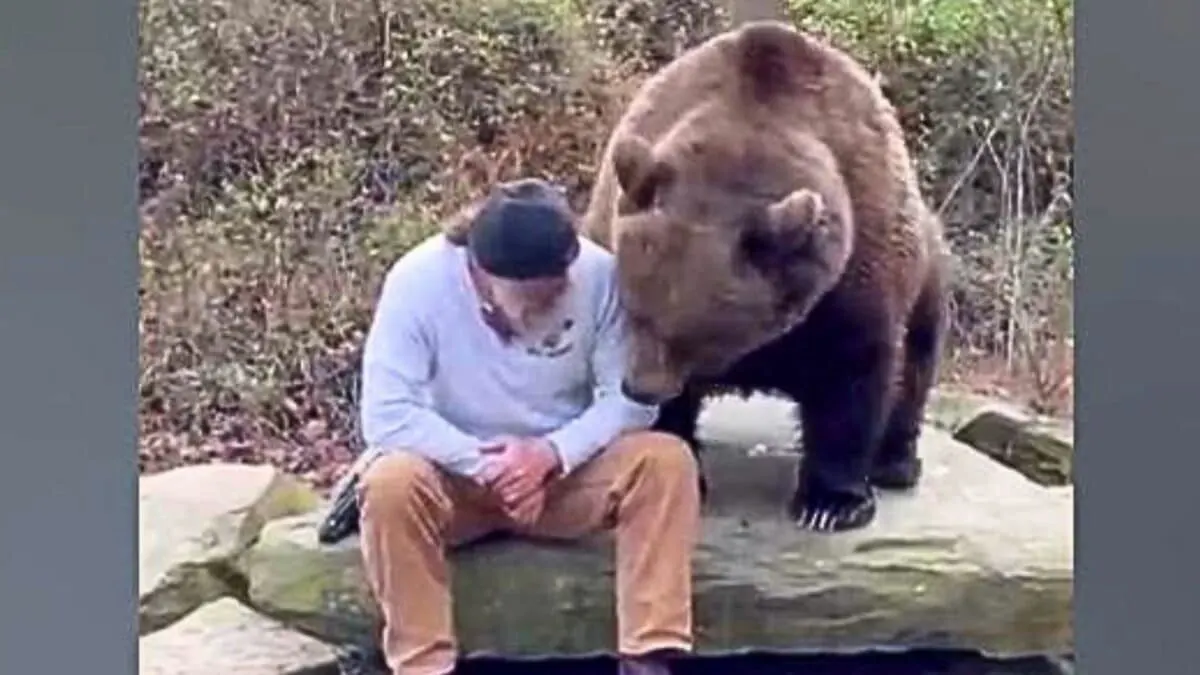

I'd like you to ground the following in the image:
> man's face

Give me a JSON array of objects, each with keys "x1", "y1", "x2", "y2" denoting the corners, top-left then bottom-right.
[{"x1": 484, "y1": 272, "x2": 570, "y2": 336}]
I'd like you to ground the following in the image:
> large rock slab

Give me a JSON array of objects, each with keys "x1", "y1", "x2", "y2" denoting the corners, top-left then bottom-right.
[
  {"x1": 239, "y1": 396, "x2": 1073, "y2": 658},
  {"x1": 139, "y1": 462, "x2": 321, "y2": 635},
  {"x1": 951, "y1": 402, "x2": 1074, "y2": 487},
  {"x1": 139, "y1": 597, "x2": 337, "y2": 674}
]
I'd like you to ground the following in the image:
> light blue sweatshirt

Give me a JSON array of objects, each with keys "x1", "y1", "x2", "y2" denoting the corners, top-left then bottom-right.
[{"x1": 358, "y1": 233, "x2": 660, "y2": 480}]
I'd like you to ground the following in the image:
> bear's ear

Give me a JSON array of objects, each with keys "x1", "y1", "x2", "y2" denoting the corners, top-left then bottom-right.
[
  {"x1": 738, "y1": 188, "x2": 839, "y2": 273},
  {"x1": 767, "y1": 188, "x2": 825, "y2": 230},
  {"x1": 612, "y1": 133, "x2": 674, "y2": 211}
]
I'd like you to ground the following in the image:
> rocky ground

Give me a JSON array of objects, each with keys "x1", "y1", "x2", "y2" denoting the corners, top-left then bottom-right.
[{"x1": 138, "y1": 391, "x2": 1074, "y2": 674}]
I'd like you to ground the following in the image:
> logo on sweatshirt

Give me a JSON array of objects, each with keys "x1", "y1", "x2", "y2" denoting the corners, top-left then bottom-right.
[{"x1": 525, "y1": 318, "x2": 576, "y2": 358}]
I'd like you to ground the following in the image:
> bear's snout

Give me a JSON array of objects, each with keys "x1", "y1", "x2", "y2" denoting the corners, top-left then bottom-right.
[{"x1": 620, "y1": 379, "x2": 677, "y2": 406}]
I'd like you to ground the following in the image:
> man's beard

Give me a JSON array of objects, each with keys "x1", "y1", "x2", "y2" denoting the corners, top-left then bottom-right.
[{"x1": 491, "y1": 292, "x2": 566, "y2": 340}]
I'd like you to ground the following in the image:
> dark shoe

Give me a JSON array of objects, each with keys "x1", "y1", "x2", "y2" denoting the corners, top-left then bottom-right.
[
  {"x1": 334, "y1": 643, "x2": 388, "y2": 675},
  {"x1": 618, "y1": 650, "x2": 684, "y2": 675},
  {"x1": 334, "y1": 643, "x2": 459, "y2": 675},
  {"x1": 618, "y1": 658, "x2": 670, "y2": 675}
]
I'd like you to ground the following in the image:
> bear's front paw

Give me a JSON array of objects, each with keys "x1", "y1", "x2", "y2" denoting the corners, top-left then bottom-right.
[
  {"x1": 870, "y1": 453, "x2": 922, "y2": 490},
  {"x1": 788, "y1": 486, "x2": 877, "y2": 532}
]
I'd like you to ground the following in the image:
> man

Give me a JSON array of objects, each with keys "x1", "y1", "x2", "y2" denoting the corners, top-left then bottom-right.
[{"x1": 353, "y1": 177, "x2": 702, "y2": 675}]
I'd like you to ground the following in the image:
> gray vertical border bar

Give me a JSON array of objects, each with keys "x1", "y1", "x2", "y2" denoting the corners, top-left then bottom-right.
[
  {"x1": 0, "y1": 0, "x2": 138, "y2": 671},
  {"x1": 1076, "y1": 0, "x2": 1200, "y2": 674}
]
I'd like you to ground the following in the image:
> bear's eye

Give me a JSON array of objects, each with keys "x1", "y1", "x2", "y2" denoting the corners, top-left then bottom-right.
[
  {"x1": 617, "y1": 193, "x2": 642, "y2": 216},
  {"x1": 627, "y1": 312, "x2": 658, "y2": 336}
]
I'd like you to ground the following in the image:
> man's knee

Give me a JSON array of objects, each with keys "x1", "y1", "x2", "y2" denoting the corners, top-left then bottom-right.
[
  {"x1": 623, "y1": 431, "x2": 699, "y2": 483},
  {"x1": 359, "y1": 451, "x2": 443, "y2": 513}
]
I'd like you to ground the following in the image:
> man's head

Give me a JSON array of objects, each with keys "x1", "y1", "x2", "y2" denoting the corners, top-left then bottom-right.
[{"x1": 465, "y1": 177, "x2": 581, "y2": 336}]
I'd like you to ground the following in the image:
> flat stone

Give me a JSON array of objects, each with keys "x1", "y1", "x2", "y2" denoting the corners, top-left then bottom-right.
[
  {"x1": 238, "y1": 396, "x2": 1073, "y2": 658},
  {"x1": 952, "y1": 402, "x2": 1074, "y2": 486},
  {"x1": 139, "y1": 597, "x2": 337, "y2": 675},
  {"x1": 139, "y1": 462, "x2": 322, "y2": 635}
]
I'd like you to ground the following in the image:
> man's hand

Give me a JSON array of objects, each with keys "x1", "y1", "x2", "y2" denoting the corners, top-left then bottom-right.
[
  {"x1": 478, "y1": 436, "x2": 562, "y2": 526},
  {"x1": 503, "y1": 485, "x2": 549, "y2": 528}
]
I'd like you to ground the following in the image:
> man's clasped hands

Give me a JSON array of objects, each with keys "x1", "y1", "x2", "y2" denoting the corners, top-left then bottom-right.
[{"x1": 476, "y1": 435, "x2": 563, "y2": 527}]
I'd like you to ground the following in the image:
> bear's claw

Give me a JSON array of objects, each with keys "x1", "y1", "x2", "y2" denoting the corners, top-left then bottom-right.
[{"x1": 791, "y1": 490, "x2": 877, "y2": 532}]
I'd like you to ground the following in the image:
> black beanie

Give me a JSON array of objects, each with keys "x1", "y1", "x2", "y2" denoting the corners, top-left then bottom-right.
[{"x1": 466, "y1": 177, "x2": 581, "y2": 280}]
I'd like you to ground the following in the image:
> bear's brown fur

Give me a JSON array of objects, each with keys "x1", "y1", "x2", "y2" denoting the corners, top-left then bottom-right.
[{"x1": 581, "y1": 20, "x2": 952, "y2": 532}]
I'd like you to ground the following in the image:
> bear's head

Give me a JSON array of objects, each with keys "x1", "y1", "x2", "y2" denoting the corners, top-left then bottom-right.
[{"x1": 609, "y1": 130, "x2": 852, "y2": 403}]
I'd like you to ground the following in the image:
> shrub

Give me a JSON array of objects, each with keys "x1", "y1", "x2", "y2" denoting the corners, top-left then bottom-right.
[
  {"x1": 138, "y1": 0, "x2": 1074, "y2": 486},
  {"x1": 787, "y1": 0, "x2": 1074, "y2": 410}
]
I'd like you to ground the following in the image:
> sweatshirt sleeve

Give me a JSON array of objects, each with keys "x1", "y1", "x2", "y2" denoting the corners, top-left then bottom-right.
[
  {"x1": 358, "y1": 259, "x2": 491, "y2": 480},
  {"x1": 545, "y1": 262, "x2": 660, "y2": 475}
]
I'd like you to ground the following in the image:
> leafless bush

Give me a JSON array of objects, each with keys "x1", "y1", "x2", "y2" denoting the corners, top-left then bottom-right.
[{"x1": 138, "y1": 0, "x2": 1074, "y2": 488}]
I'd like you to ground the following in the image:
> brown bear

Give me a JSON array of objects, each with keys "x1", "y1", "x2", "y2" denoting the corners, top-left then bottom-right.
[{"x1": 580, "y1": 20, "x2": 952, "y2": 533}]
